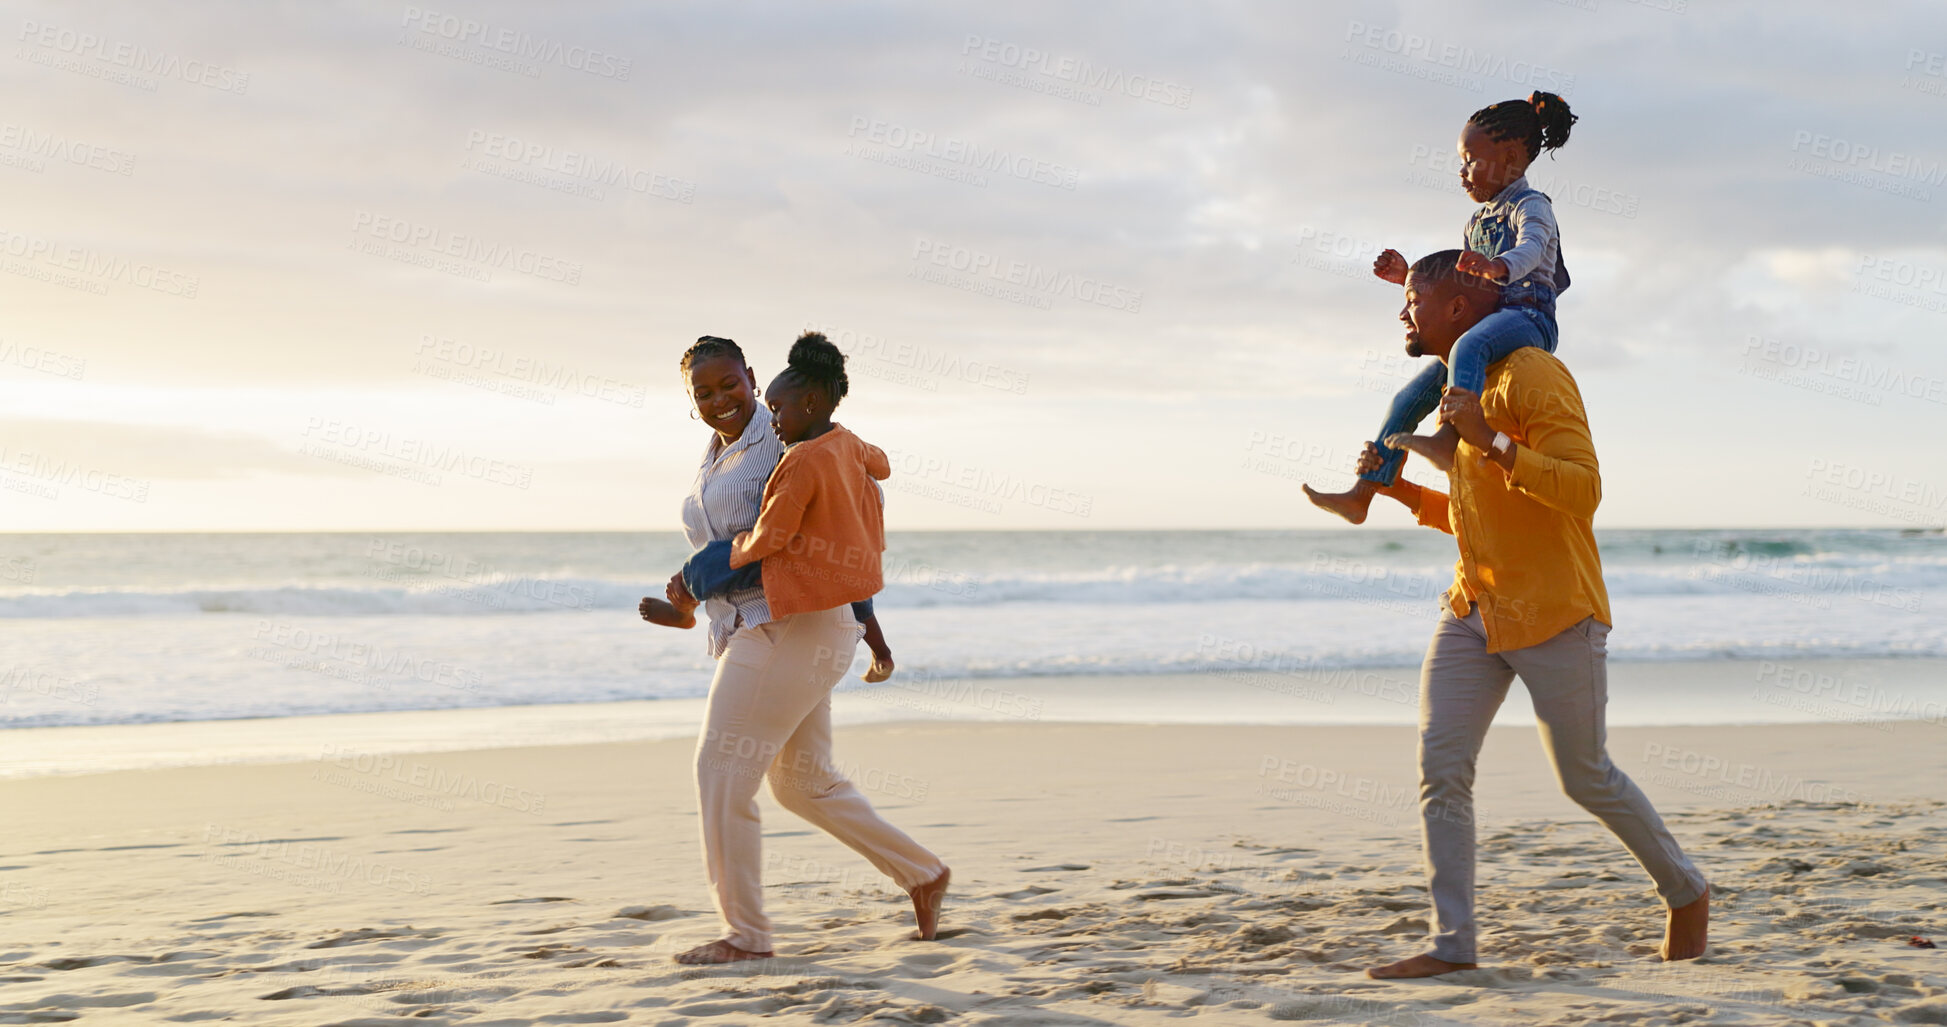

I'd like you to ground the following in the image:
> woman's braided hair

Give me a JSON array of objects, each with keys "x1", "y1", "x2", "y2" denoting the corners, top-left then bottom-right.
[
  {"x1": 679, "y1": 335, "x2": 744, "y2": 374},
  {"x1": 1467, "y1": 91, "x2": 1577, "y2": 161}
]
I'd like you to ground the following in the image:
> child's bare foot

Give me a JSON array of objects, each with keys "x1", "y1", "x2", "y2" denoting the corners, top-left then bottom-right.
[
  {"x1": 1367, "y1": 953, "x2": 1476, "y2": 979},
  {"x1": 1302, "y1": 481, "x2": 1377, "y2": 524},
  {"x1": 673, "y1": 938, "x2": 771, "y2": 964},
  {"x1": 1384, "y1": 426, "x2": 1459, "y2": 473},
  {"x1": 863, "y1": 653, "x2": 895, "y2": 683},
  {"x1": 1660, "y1": 886, "x2": 1709, "y2": 961},
  {"x1": 909, "y1": 867, "x2": 949, "y2": 940},
  {"x1": 639, "y1": 597, "x2": 696, "y2": 629}
]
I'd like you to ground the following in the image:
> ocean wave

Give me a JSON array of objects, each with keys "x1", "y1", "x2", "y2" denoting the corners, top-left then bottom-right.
[
  {"x1": 0, "y1": 579, "x2": 634, "y2": 618},
  {"x1": 5, "y1": 554, "x2": 1947, "y2": 617}
]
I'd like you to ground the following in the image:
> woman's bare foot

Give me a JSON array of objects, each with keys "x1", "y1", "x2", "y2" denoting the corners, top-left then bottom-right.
[
  {"x1": 1384, "y1": 427, "x2": 1458, "y2": 472},
  {"x1": 673, "y1": 938, "x2": 772, "y2": 964},
  {"x1": 1660, "y1": 886, "x2": 1709, "y2": 961},
  {"x1": 1302, "y1": 481, "x2": 1376, "y2": 524},
  {"x1": 1367, "y1": 953, "x2": 1476, "y2": 979},
  {"x1": 909, "y1": 867, "x2": 949, "y2": 940},
  {"x1": 863, "y1": 653, "x2": 895, "y2": 683},
  {"x1": 639, "y1": 597, "x2": 696, "y2": 629}
]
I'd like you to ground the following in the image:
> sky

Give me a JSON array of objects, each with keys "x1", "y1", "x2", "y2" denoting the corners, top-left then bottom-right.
[{"x1": 2, "y1": 0, "x2": 1945, "y2": 532}]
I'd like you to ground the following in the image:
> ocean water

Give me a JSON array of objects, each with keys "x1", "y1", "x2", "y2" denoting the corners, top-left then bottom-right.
[{"x1": 2, "y1": 529, "x2": 1944, "y2": 731}]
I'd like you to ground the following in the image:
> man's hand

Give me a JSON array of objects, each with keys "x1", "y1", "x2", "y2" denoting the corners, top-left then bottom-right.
[
  {"x1": 1373, "y1": 248, "x2": 1408, "y2": 285},
  {"x1": 1437, "y1": 387, "x2": 1497, "y2": 452},
  {"x1": 1356, "y1": 442, "x2": 1425, "y2": 505},
  {"x1": 1454, "y1": 250, "x2": 1508, "y2": 281}
]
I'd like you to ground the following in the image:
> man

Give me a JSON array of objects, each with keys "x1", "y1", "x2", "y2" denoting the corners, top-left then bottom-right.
[{"x1": 1351, "y1": 251, "x2": 1709, "y2": 979}]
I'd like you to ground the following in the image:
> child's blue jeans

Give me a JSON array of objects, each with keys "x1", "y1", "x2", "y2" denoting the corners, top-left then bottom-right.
[
  {"x1": 680, "y1": 539, "x2": 875, "y2": 622},
  {"x1": 1360, "y1": 306, "x2": 1558, "y2": 487}
]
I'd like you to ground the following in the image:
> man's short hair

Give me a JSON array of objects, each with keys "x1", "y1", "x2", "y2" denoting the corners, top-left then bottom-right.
[
  {"x1": 1407, "y1": 249, "x2": 1498, "y2": 305},
  {"x1": 1407, "y1": 249, "x2": 1465, "y2": 289}
]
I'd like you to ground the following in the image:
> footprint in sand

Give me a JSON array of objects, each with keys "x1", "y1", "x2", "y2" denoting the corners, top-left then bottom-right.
[
  {"x1": 611, "y1": 905, "x2": 690, "y2": 921},
  {"x1": 304, "y1": 927, "x2": 441, "y2": 949},
  {"x1": 259, "y1": 983, "x2": 373, "y2": 1000},
  {"x1": 1136, "y1": 885, "x2": 1239, "y2": 900},
  {"x1": 188, "y1": 911, "x2": 279, "y2": 923},
  {"x1": 37, "y1": 956, "x2": 147, "y2": 971},
  {"x1": 897, "y1": 950, "x2": 958, "y2": 976},
  {"x1": 1232, "y1": 924, "x2": 1296, "y2": 948},
  {"x1": 512, "y1": 945, "x2": 590, "y2": 959},
  {"x1": 14, "y1": 992, "x2": 157, "y2": 1012}
]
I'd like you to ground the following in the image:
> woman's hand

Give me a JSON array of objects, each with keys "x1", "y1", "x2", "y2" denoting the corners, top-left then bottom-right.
[
  {"x1": 1373, "y1": 248, "x2": 1408, "y2": 285},
  {"x1": 1355, "y1": 441, "x2": 1387, "y2": 476},
  {"x1": 1454, "y1": 250, "x2": 1508, "y2": 281}
]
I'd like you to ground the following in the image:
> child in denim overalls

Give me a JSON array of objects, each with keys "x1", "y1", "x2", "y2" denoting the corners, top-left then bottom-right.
[{"x1": 1307, "y1": 92, "x2": 1577, "y2": 524}]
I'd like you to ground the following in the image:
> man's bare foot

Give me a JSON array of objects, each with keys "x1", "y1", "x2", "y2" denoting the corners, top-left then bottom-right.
[
  {"x1": 1660, "y1": 886, "x2": 1709, "y2": 961},
  {"x1": 639, "y1": 597, "x2": 696, "y2": 629},
  {"x1": 1302, "y1": 481, "x2": 1377, "y2": 525},
  {"x1": 1366, "y1": 953, "x2": 1477, "y2": 979},
  {"x1": 909, "y1": 867, "x2": 949, "y2": 940},
  {"x1": 1384, "y1": 427, "x2": 1458, "y2": 473},
  {"x1": 863, "y1": 653, "x2": 895, "y2": 683},
  {"x1": 673, "y1": 938, "x2": 772, "y2": 964}
]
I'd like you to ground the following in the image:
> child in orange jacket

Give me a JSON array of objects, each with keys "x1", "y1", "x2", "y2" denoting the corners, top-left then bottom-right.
[{"x1": 644, "y1": 332, "x2": 897, "y2": 680}]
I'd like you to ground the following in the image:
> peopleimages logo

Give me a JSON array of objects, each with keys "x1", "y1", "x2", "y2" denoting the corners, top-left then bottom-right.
[
  {"x1": 1341, "y1": 21, "x2": 1575, "y2": 95},
  {"x1": 0, "y1": 226, "x2": 198, "y2": 298},
  {"x1": 461, "y1": 130, "x2": 693, "y2": 203},
  {"x1": 958, "y1": 35, "x2": 1193, "y2": 109},
  {"x1": 908, "y1": 237, "x2": 1142, "y2": 314},
  {"x1": 15, "y1": 19, "x2": 250, "y2": 93},
  {"x1": 1789, "y1": 131, "x2": 1947, "y2": 185},
  {"x1": 846, "y1": 117, "x2": 1080, "y2": 191},
  {"x1": 398, "y1": 7, "x2": 631, "y2": 80}
]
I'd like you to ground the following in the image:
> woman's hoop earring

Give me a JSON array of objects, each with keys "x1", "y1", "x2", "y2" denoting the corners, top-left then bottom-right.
[{"x1": 689, "y1": 409, "x2": 701, "y2": 421}]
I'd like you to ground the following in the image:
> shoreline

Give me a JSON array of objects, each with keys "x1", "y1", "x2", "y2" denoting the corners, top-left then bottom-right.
[{"x1": 4, "y1": 657, "x2": 1943, "y2": 780}]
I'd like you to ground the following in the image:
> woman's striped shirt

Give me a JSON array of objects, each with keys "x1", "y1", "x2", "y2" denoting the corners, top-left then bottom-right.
[{"x1": 680, "y1": 403, "x2": 785, "y2": 657}]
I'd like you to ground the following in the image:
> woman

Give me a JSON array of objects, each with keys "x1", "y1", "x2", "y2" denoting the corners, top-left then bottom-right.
[{"x1": 641, "y1": 334, "x2": 948, "y2": 965}]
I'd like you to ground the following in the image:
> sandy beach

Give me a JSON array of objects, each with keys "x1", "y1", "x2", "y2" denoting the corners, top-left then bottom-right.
[{"x1": 3, "y1": 714, "x2": 1944, "y2": 1025}]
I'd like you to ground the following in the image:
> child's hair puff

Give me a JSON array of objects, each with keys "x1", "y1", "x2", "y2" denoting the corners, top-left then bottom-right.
[{"x1": 785, "y1": 331, "x2": 849, "y2": 404}]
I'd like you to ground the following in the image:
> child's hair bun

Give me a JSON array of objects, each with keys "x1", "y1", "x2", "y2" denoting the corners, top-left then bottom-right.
[
  {"x1": 1469, "y1": 93, "x2": 1578, "y2": 160},
  {"x1": 1527, "y1": 91, "x2": 1577, "y2": 152},
  {"x1": 787, "y1": 331, "x2": 849, "y2": 402}
]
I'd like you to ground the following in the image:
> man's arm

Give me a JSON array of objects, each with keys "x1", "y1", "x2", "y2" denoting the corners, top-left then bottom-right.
[
  {"x1": 1453, "y1": 357, "x2": 1600, "y2": 519},
  {"x1": 1405, "y1": 482, "x2": 1455, "y2": 535}
]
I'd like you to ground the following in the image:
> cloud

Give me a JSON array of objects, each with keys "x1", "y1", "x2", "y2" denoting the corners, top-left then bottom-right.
[{"x1": 2, "y1": 0, "x2": 1944, "y2": 527}]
